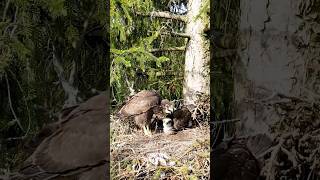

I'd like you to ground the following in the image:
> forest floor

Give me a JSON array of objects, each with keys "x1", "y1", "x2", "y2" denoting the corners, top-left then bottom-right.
[{"x1": 110, "y1": 115, "x2": 210, "y2": 180}]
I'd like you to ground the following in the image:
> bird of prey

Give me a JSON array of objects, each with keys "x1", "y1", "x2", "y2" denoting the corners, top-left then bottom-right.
[
  {"x1": 117, "y1": 90, "x2": 173, "y2": 136},
  {"x1": 171, "y1": 106, "x2": 193, "y2": 130},
  {"x1": 212, "y1": 138, "x2": 260, "y2": 180},
  {"x1": 212, "y1": 134, "x2": 273, "y2": 180},
  {"x1": 12, "y1": 93, "x2": 109, "y2": 180}
]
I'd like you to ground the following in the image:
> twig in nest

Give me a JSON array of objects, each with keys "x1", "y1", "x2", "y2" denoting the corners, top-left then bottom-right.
[
  {"x1": 307, "y1": 160, "x2": 317, "y2": 180},
  {"x1": 264, "y1": 133, "x2": 292, "y2": 180},
  {"x1": 280, "y1": 146, "x2": 298, "y2": 167}
]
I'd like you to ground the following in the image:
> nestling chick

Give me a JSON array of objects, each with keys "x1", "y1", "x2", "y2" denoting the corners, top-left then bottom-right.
[{"x1": 162, "y1": 118, "x2": 177, "y2": 135}]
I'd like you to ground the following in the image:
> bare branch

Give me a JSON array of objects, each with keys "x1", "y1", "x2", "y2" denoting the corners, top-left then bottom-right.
[
  {"x1": 52, "y1": 46, "x2": 79, "y2": 108},
  {"x1": 211, "y1": 119, "x2": 241, "y2": 124},
  {"x1": 68, "y1": 61, "x2": 76, "y2": 85},
  {"x1": 5, "y1": 73, "x2": 24, "y2": 132},
  {"x1": 124, "y1": 73, "x2": 135, "y2": 96},
  {"x1": 2, "y1": 0, "x2": 11, "y2": 21},
  {"x1": 136, "y1": 11, "x2": 187, "y2": 22},
  {"x1": 150, "y1": 46, "x2": 186, "y2": 52},
  {"x1": 160, "y1": 31, "x2": 191, "y2": 39}
]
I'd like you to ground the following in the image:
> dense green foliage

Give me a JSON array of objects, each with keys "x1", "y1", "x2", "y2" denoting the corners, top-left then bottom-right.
[
  {"x1": 0, "y1": 0, "x2": 108, "y2": 170},
  {"x1": 110, "y1": 0, "x2": 187, "y2": 106},
  {"x1": 211, "y1": 0, "x2": 239, "y2": 136}
]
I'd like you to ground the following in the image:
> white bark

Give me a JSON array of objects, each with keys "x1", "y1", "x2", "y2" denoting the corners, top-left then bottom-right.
[
  {"x1": 183, "y1": 0, "x2": 210, "y2": 105},
  {"x1": 235, "y1": 0, "x2": 315, "y2": 136}
]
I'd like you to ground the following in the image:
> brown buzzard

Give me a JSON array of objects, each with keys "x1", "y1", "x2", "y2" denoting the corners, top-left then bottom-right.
[
  {"x1": 212, "y1": 134, "x2": 273, "y2": 180},
  {"x1": 118, "y1": 90, "x2": 173, "y2": 136},
  {"x1": 12, "y1": 93, "x2": 108, "y2": 180}
]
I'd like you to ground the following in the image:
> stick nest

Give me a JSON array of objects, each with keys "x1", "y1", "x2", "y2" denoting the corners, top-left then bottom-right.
[
  {"x1": 111, "y1": 115, "x2": 210, "y2": 180},
  {"x1": 260, "y1": 95, "x2": 320, "y2": 180}
]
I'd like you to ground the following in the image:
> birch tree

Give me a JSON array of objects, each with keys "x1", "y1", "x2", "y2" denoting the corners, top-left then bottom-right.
[{"x1": 183, "y1": 0, "x2": 210, "y2": 105}]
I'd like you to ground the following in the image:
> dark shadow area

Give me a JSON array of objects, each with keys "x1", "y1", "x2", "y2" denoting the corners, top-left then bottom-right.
[{"x1": 211, "y1": 0, "x2": 320, "y2": 179}]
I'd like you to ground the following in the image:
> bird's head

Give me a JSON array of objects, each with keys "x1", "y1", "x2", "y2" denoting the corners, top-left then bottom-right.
[{"x1": 161, "y1": 99, "x2": 175, "y2": 115}]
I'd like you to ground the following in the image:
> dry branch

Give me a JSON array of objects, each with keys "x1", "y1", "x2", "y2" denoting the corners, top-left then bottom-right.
[
  {"x1": 150, "y1": 46, "x2": 186, "y2": 52},
  {"x1": 160, "y1": 31, "x2": 191, "y2": 39},
  {"x1": 4, "y1": 73, "x2": 24, "y2": 132},
  {"x1": 2, "y1": 0, "x2": 11, "y2": 21},
  {"x1": 52, "y1": 46, "x2": 79, "y2": 108},
  {"x1": 211, "y1": 119, "x2": 240, "y2": 124},
  {"x1": 136, "y1": 11, "x2": 187, "y2": 22}
]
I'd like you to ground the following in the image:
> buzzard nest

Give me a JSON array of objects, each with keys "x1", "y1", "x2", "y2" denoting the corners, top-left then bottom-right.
[
  {"x1": 260, "y1": 94, "x2": 320, "y2": 180},
  {"x1": 110, "y1": 114, "x2": 210, "y2": 179}
]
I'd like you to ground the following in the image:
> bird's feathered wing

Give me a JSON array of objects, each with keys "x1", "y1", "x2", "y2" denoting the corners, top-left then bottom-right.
[
  {"x1": 212, "y1": 138, "x2": 260, "y2": 180},
  {"x1": 118, "y1": 90, "x2": 161, "y2": 117},
  {"x1": 212, "y1": 134, "x2": 273, "y2": 180},
  {"x1": 15, "y1": 93, "x2": 108, "y2": 180}
]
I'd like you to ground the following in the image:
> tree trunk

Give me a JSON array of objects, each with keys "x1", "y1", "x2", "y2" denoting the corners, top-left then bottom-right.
[
  {"x1": 235, "y1": 0, "x2": 318, "y2": 136},
  {"x1": 183, "y1": 0, "x2": 210, "y2": 105}
]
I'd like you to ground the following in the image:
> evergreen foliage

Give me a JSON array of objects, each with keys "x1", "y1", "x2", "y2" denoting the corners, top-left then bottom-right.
[
  {"x1": 110, "y1": 0, "x2": 187, "y2": 105},
  {"x1": 211, "y1": 0, "x2": 239, "y2": 138},
  {"x1": 0, "y1": 0, "x2": 108, "y2": 170}
]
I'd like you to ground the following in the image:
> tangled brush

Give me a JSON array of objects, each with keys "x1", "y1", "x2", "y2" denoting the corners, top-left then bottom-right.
[
  {"x1": 260, "y1": 94, "x2": 320, "y2": 180},
  {"x1": 190, "y1": 93, "x2": 210, "y2": 125}
]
